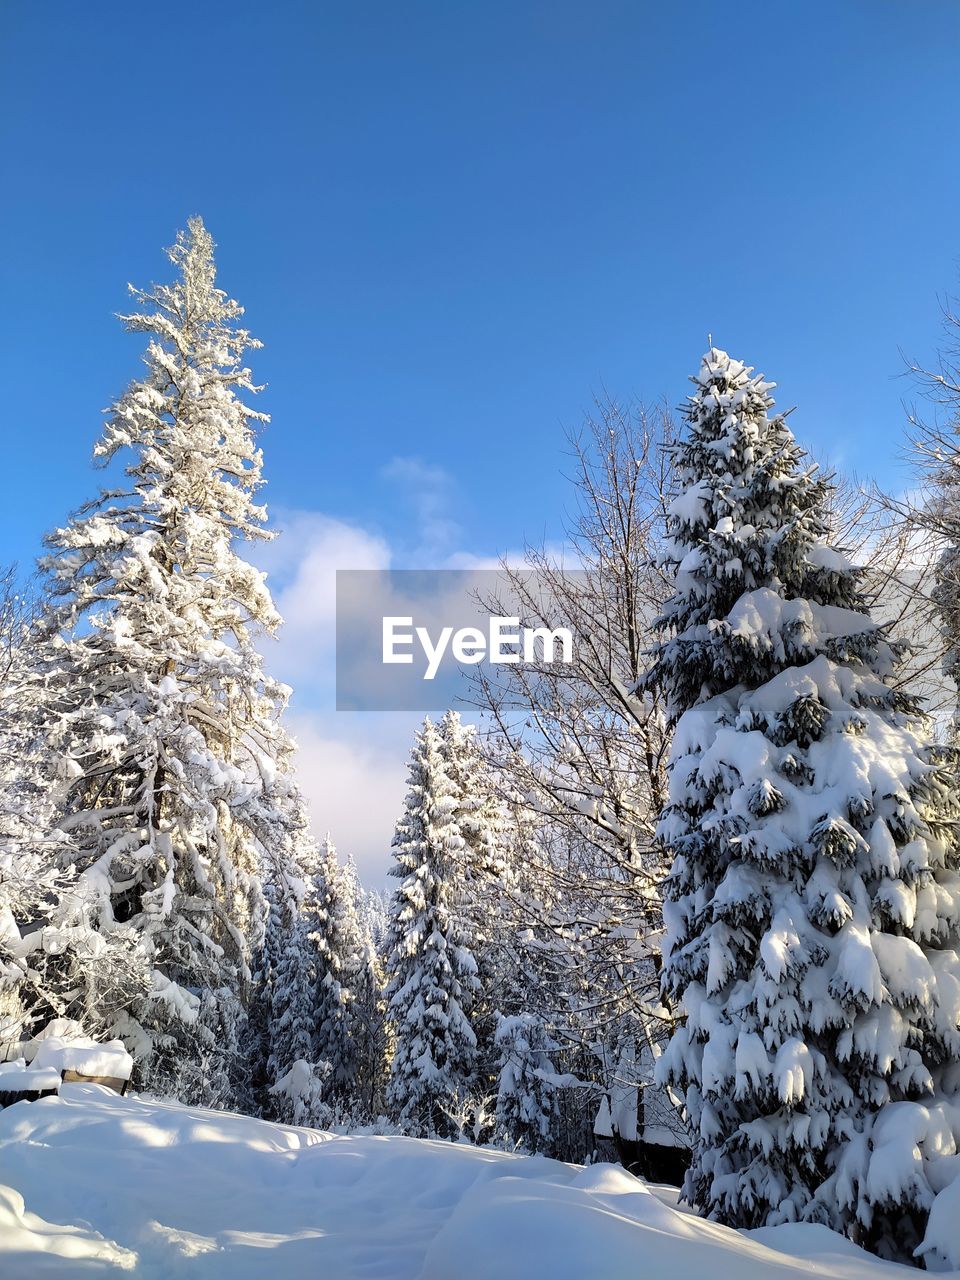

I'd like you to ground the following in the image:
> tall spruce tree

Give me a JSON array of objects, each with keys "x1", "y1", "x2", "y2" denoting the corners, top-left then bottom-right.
[
  {"x1": 384, "y1": 716, "x2": 480, "y2": 1136},
  {"x1": 25, "y1": 219, "x2": 305, "y2": 1103},
  {"x1": 645, "y1": 348, "x2": 960, "y2": 1260}
]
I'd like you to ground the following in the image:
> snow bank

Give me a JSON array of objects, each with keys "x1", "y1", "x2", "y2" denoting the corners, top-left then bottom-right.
[
  {"x1": 0, "y1": 1086, "x2": 940, "y2": 1279},
  {"x1": 0, "y1": 1063, "x2": 62, "y2": 1093}
]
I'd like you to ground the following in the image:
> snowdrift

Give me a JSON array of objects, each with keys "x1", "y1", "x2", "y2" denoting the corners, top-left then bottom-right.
[{"x1": 0, "y1": 1084, "x2": 935, "y2": 1279}]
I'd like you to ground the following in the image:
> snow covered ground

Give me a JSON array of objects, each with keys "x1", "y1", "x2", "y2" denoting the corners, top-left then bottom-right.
[{"x1": 0, "y1": 1085, "x2": 936, "y2": 1279}]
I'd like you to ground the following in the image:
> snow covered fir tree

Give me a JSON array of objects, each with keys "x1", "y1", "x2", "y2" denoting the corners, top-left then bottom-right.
[
  {"x1": 269, "y1": 831, "x2": 383, "y2": 1121},
  {"x1": 0, "y1": 219, "x2": 324, "y2": 1107},
  {"x1": 304, "y1": 834, "x2": 366, "y2": 1100},
  {"x1": 383, "y1": 715, "x2": 482, "y2": 1137},
  {"x1": 261, "y1": 819, "x2": 326, "y2": 1123},
  {"x1": 644, "y1": 347, "x2": 960, "y2": 1264},
  {"x1": 251, "y1": 820, "x2": 386, "y2": 1127},
  {"x1": 435, "y1": 710, "x2": 510, "y2": 1096}
]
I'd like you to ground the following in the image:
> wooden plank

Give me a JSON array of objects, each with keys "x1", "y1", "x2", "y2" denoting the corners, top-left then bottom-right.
[{"x1": 61, "y1": 1070, "x2": 127, "y2": 1094}]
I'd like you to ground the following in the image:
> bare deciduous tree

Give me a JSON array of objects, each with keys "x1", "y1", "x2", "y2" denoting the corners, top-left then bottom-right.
[
  {"x1": 474, "y1": 397, "x2": 674, "y2": 891},
  {"x1": 866, "y1": 296, "x2": 960, "y2": 732},
  {"x1": 468, "y1": 397, "x2": 689, "y2": 1166}
]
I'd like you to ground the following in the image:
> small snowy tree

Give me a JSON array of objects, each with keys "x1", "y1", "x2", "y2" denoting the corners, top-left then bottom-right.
[
  {"x1": 645, "y1": 348, "x2": 960, "y2": 1261},
  {"x1": 339, "y1": 856, "x2": 389, "y2": 1119},
  {"x1": 437, "y1": 709, "x2": 509, "y2": 1086},
  {"x1": 302, "y1": 834, "x2": 364, "y2": 1099},
  {"x1": 266, "y1": 867, "x2": 318, "y2": 1093},
  {"x1": 384, "y1": 717, "x2": 480, "y2": 1137},
  {"x1": 23, "y1": 219, "x2": 306, "y2": 1104},
  {"x1": 269, "y1": 1058, "x2": 332, "y2": 1129},
  {"x1": 494, "y1": 1012, "x2": 560, "y2": 1153}
]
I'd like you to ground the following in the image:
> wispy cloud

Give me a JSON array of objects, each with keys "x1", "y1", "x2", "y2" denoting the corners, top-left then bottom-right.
[
  {"x1": 380, "y1": 456, "x2": 461, "y2": 561},
  {"x1": 256, "y1": 511, "x2": 390, "y2": 695},
  {"x1": 285, "y1": 709, "x2": 415, "y2": 886}
]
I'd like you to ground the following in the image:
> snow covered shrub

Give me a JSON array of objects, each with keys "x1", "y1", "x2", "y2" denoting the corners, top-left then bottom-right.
[
  {"x1": 269, "y1": 1058, "x2": 333, "y2": 1129},
  {"x1": 645, "y1": 348, "x2": 960, "y2": 1263},
  {"x1": 441, "y1": 1086, "x2": 498, "y2": 1145}
]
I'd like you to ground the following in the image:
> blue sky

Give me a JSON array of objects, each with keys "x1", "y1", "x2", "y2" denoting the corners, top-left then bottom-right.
[{"x1": 3, "y1": 0, "x2": 960, "y2": 880}]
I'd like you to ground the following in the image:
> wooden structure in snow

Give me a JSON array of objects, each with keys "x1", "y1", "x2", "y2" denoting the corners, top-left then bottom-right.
[{"x1": 0, "y1": 1020, "x2": 133, "y2": 1108}]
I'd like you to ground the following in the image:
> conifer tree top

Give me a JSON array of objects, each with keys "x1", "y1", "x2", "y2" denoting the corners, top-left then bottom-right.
[
  {"x1": 42, "y1": 217, "x2": 278, "y2": 639},
  {"x1": 646, "y1": 347, "x2": 872, "y2": 723}
]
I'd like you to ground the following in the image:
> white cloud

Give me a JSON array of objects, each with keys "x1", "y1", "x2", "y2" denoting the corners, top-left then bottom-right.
[
  {"x1": 381, "y1": 456, "x2": 461, "y2": 559},
  {"x1": 256, "y1": 511, "x2": 390, "y2": 691},
  {"x1": 249, "y1": 512, "x2": 412, "y2": 886},
  {"x1": 251, "y1": 506, "x2": 451, "y2": 887},
  {"x1": 285, "y1": 710, "x2": 417, "y2": 888},
  {"x1": 444, "y1": 540, "x2": 575, "y2": 570}
]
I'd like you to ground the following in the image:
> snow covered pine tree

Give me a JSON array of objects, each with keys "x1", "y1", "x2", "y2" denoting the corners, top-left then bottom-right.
[
  {"x1": 302, "y1": 834, "x2": 365, "y2": 1103},
  {"x1": 493, "y1": 1011, "x2": 560, "y2": 1153},
  {"x1": 264, "y1": 819, "x2": 326, "y2": 1125},
  {"x1": 644, "y1": 348, "x2": 960, "y2": 1263},
  {"x1": 338, "y1": 853, "x2": 390, "y2": 1120},
  {"x1": 25, "y1": 219, "x2": 308, "y2": 1106},
  {"x1": 385, "y1": 716, "x2": 480, "y2": 1137},
  {"x1": 437, "y1": 709, "x2": 509, "y2": 1090}
]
